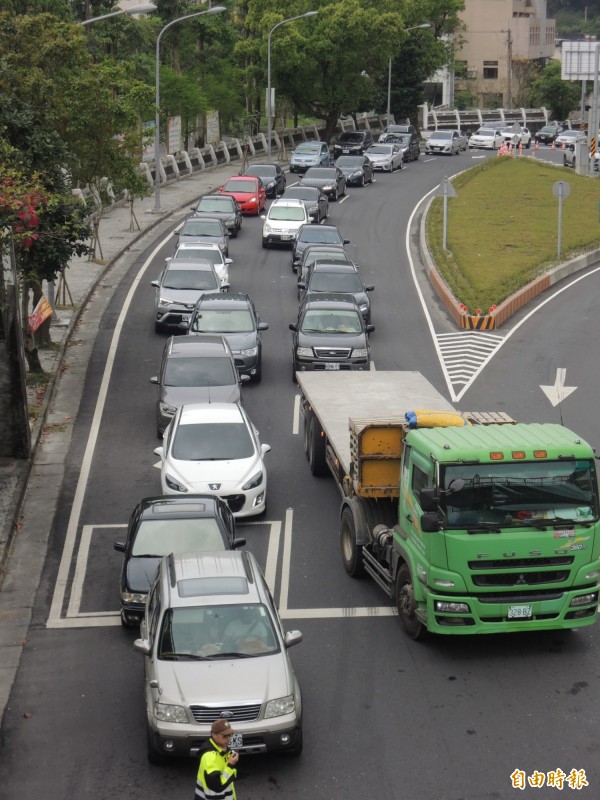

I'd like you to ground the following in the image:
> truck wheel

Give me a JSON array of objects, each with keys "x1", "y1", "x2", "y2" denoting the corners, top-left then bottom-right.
[
  {"x1": 340, "y1": 504, "x2": 366, "y2": 577},
  {"x1": 308, "y1": 415, "x2": 327, "y2": 476},
  {"x1": 395, "y1": 564, "x2": 427, "y2": 641}
]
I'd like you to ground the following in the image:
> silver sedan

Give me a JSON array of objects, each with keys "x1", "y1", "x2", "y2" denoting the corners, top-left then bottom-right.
[{"x1": 364, "y1": 143, "x2": 404, "y2": 172}]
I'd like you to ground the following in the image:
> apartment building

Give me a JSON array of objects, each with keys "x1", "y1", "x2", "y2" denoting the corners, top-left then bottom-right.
[{"x1": 429, "y1": 0, "x2": 555, "y2": 108}]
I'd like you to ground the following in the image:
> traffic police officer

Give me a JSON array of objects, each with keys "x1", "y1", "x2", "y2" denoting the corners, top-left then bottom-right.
[{"x1": 194, "y1": 719, "x2": 239, "y2": 800}]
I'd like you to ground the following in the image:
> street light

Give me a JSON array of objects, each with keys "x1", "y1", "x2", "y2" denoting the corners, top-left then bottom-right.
[
  {"x1": 154, "y1": 6, "x2": 227, "y2": 212},
  {"x1": 81, "y1": 3, "x2": 157, "y2": 26},
  {"x1": 267, "y1": 10, "x2": 318, "y2": 163},
  {"x1": 386, "y1": 23, "x2": 431, "y2": 123}
]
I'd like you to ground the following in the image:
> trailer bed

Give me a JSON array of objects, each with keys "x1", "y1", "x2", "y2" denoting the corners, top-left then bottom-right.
[{"x1": 297, "y1": 371, "x2": 454, "y2": 475}]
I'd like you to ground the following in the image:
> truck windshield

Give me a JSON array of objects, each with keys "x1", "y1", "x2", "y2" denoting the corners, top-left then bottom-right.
[{"x1": 439, "y1": 460, "x2": 598, "y2": 529}]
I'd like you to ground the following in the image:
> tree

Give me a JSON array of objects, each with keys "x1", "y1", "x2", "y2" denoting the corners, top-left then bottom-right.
[{"x1": 530, "y1": 60, "x2": 581, "y2": 120}]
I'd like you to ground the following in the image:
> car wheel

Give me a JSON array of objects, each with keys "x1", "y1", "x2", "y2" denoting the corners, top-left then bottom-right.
[
  {"x1": 332, "y1": 189, "x2": 338, "y2": 201},
  {"x1": 253, "y1": 360, "x2": 262, "y2": 383},
  {"x1": 292, "y1": 362, "x2": 297, "y2": 383},
  {"x1": 262, "y1": 239, "x2": 269, "y2": 249},
  {"x1": 286, "y1": 727, "x2": 303, "y2": 757},
  {"x1": 147, "y1": 726, "x2": 168, "y2": 765},
  {"x1": 526, "y1": 141, "x2": 531, "y2": 149},
  {"x1": 360, "y1": 174, "x2": 365, "y2": 187},
  {"x1": 154, "y1": 321, "x2": 164, "y2": 334}
]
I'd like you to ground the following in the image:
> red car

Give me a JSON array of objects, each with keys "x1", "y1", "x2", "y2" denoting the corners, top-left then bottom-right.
[{"x1": 218, "y1": 175, "x2": 266, "y2": 216}]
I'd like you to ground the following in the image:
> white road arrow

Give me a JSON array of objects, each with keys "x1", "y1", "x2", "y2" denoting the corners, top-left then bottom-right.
[{"x1": 540, "y1": 368, "x2": 577, "y2": 407}]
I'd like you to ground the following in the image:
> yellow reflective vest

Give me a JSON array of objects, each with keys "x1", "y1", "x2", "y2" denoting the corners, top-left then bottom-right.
[{"x1": 194, "y1": 738, "x2": 237, "y2": 800}]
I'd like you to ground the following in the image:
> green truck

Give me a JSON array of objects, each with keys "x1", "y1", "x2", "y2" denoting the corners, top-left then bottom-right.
[{"x1": 297, "y1": 371, "x2": 600, "y2": 639}]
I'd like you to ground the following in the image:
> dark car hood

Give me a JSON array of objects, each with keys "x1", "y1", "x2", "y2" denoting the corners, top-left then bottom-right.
[
  {"x1": 159, "y1": 287, "x2": 220, "y2": 307},
  {"x1": 300, "y1": 177, "x2": 332, "y2": 190},
  {"x1": 162, "y1": 384, "x2": 241, "y2": 407},
  {"x1": 336, "y1": 164, "x2": 363, "y2": 177},
  {"x1": 210, "y1": 331, "x2": 258, "y2": 351},
  {"x1": 179, "y1": 234, "x2": 225, "y2": 248},
  {"x1": 195, "y1": 210, "x2": 235, "y2": 223},
  {"x1": 125, "y1": 556, "x2": 161, "y2": 593},
  {"x1": 308, "y1": 289, "x2": 369, "y2": 308},
  {"x1": 297, "y1": 330, "x2": 367, "y2": 348}
]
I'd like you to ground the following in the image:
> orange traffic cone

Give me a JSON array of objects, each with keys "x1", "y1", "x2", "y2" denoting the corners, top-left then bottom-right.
[
  {"x1": 551, "y1": 140, "x2": 556, "y2": 150},
  {"x1": 562, "y1": 142, "x2": 566, "y2": 150}
]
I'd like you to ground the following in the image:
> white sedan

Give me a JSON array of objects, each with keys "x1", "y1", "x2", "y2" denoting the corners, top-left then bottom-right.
[
  {"x1": 468, "y1": 127, "x2": 504, "y2": 150},
  {"x1": 155, "y1": 403, "x2": 270, "y2": 518},
  {"x1": 555, "y1": 129, "x2": 587, "y2": 148},
  {"x1": 365, "y1": 143, "x2": 404, "y2": 171},
  {"x1": 500, "y1": 126, "x2": 532, "y2": 149},
  {"x1": 425, "y1": 129, "x2": 463, "y2": 155}
]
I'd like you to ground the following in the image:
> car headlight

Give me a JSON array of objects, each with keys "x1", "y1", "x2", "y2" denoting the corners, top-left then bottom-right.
[
  {"x1": 249, "y1": 196, "x2": 257, "y2": 202},
  {"x1": 158, "y1": 297, "x2": 174, "y2": 307},
  {"x1": 266, "y1": 180, "x2": 275, "y2": 189},
  {"x1": 323, "y1": 184, "x2": 333, "y2": 191},
  {"x1": 121, "y1": 591, "x2": 147, "y2": 604},
  {"x1": 239, "y1": 346, "x2": 258, "y2": 357},
  {"x1": 242, "y1": 471, "x2": 263, "y2": 491},
  {"x1": 154, "y1": 703, "x2": 188, "y2": 724},
  {"x1": 159, "y1": 402, "x2": 177, "y2": 415},
  {"x1": 350, "y1": 171, "x2": 361, "y2": 179},
  {"x1": 263, "y1": 223, "x2": 273, "y2": 235},
  {"x1": 264, "y1": 695, "x2": 295, "y2": 718},
  {"x1": 358, "y1": 303, "x2": 368, "y2": 312},
  {"x1": 165, "y1": 474, "x2": 188, "y2": 493},
  {"x1": 308, "y1": 204, "x2": 318, "y2": 214},
  {"x1": 352, "y1": 347, "x2": 368, "y2": 358},
  {"x1": 296, "y1": 346, "x2": 313, "y2": 357}
]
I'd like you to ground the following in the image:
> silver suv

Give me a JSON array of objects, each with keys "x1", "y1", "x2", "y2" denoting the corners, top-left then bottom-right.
[{"x1": 134, "y1": 550, "x2": 303, "y2": 763}]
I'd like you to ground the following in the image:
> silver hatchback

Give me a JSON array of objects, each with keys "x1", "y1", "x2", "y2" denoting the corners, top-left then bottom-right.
[{"x1": 134, "y1": 551, "x2": 303, "y2": 763}]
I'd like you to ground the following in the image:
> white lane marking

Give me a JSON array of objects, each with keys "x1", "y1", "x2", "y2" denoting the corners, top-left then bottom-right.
[
  {"x1": 338, "y1": 194, "x2": 349, "y2": 204},
  {"x1": 48, "y1": 231, "x2": 177, "y2": 627},
  {"x1": 67, "y1": 524, "x2": 125, "y2": 617},
  {"x1": 262, "y1": 520, "x2": 281, "y2": 593},
  {"x1": 279, "y1": 508, "x2": 293, "y2": 613},
  {"x1": 292, "y1": 393, "x2": 301, "y2": 435},
  {"x1": 540, "y1": 367, "x2": 577, "y2": 407}
]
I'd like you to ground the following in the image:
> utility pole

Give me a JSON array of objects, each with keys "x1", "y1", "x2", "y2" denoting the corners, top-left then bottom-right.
[{"x1": 506, "y1": 28, "x2": 513, "y2": 108}]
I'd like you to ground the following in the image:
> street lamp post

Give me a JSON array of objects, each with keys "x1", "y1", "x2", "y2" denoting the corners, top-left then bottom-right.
[
  {"x1": 153, "y1": 6, "x2": 227, "y2": 212},
  {"x1": 267, "y1": 11, "x2": 318, "y2": 163},
  {"x1": 81, "y1": 3, "x2": 157, "y2": 26},
  {"x1": 386, "y1": 23, "x2": 431, "y2": 123}
]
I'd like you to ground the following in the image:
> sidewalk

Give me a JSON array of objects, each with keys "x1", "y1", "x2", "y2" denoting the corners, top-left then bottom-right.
[{"x1": 0, "y1": 160, "x2": 250, "y2": 724}]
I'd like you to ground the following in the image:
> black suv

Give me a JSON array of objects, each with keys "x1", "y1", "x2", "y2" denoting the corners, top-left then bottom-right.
[
  {"x1": 292, "y1": 223, "x2": 349, "y2": 271},
  {"x1": 333, "y1": 129, "x2": 374, "y2": 158},
  {"x1": 114, "y1": 495, "x2": 245, "y2": 628},
  {"x1": 289, "y1": 293, "x2": 374, "y2": 380}
]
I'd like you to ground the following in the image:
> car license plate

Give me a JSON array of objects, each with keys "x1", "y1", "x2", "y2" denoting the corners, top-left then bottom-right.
[
  {"x1": 181, "y1": 314, "x2": 190, "y2": 322},
  {"x1": 508, "y1": 604, "x2": 532, "y2": 619},
  {"x1": 324, "y1": 362, "x2": 340, "y2": 370},
  {"x1": 342, "y1": 149, "x2": 349, "y2": 154},
  {"x1": 281, "y1": 234, "x2": 292, "y2": 240},
  {"x1": 229, "y1": 733, "x2": 243, "y2": 748}
]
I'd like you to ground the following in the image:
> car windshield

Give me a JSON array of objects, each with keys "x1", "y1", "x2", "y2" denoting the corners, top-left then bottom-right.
[
  {"x1": 295, "y1": 144, "x2": 321, "y2": 154},
  {"x1": 304, "y1": 168, "x2": 334, "y2": 178},
  {"x1": 198, "y1": 198, "x2": 234, "y2": 212},
  {"x1": 476, "y1": 129, "x2": 496, "y2": 136},
  {"x1": 180, "y1": 221, "x2": 223, "y2": 237},
  {"x1": 162, "y1": 269, "x2": 218, "y2": 291},
  {"x1": 172, "y1": 421, "x2": 254, "y2": 460},
  {"x1": 191, "y1": 309, "x2": 254, "y2": 333},
  {"x1": 438, "y1": 460, "x2": 598, "y2": 530},
  {"x1": 173, "y1": 249, "x2": 222, "y2": 266},
  {"x1": 301, "y1": 309, "x2": 362, "y2": 333},
  {"x1": 299, "y1": 229, "x2": 342, "y2": 244},
  {"x1": 268, "y1": 206, "x2": 306, "y2": 221},
  {"x1": 561, "y1": 130, "x2": 578, "y2": 138},
  {"x1": 339, "y1": 132, "x2": 364, "y2": 142},
  {"x1": 384, "y1": 125, "x2": 405, "y2": 134},
  {"x1": 223, "y1": 179, "x2": 256, "y2": 193},
  {"x1": 309, "y1": 272, "x2": 363, "y2": 292},
  {"x1": 335, "y1": 156, "x2": 364, "y2": 166},
  {"x1": 132, "y1": 518, "x2": 225, "y2": 556},
  {"x1": 284, "y1": 187, "x2": 318, "y2": 200},
  {"x1": 164, "y1": 356, "x2": 237, "y2": 387},
  {"x1": 540, "y1": 126, "x2": 557, "y2": 133},
  {"x1": 158, "y1": 604, "x2": 279, "y2": 659},
  {"x1": 367, "y1": 145, "x2": 392, "y2": 154},
  {"x1": 431, "y1": 131, "x2": 453, "y2": 140}
]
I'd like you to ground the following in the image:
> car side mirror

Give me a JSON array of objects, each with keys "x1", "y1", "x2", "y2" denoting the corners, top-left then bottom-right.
[
  {"x1": 421, "y1": 512, "x2": 441, "y2": 533},
  {"x1": 220, "y1": 282, "x2": 231, "y2": 292},
  {"x1": 260, "y1": 214, "x2": 266, "y2": 220},
  {"x1": 151, "y1": 280, "x2": 159, "y2": 288},
  {"x1": 289, "y1": 323, "x2": 298, "y2": 331},
  {"x1": 343, "y1": 239, "x2": 350, "y2": 244},
  {"x1": 365, "y1": 285, "x2": 374, "y2": 292},
  {"x1": 284, "y1": 630, "x2": 303, "y2": 648},
  {"x1": 190, "y1": 207, "x2": 197, "y2": 212},
  {"x1": 225, "y1": 258, "x2": 233, "y2": 264},
  {"x1": 261, "y1": 443, "x2": 271, "y2": 455},
  {"x1": 297, "y1": 282, "x2": 306, "y2": 289},
  {"x1": 154, "y1": 446, "x2": 164, "y2": 458},
  {"x1": 258, "y1": 322, "x2": 269, "y2": 331},
  {"x1": 366, "y1": 324, "x2": 375, "y2": 334},
  {"x1": 114, "y1": 542, "x2": 126, "y2": 553},
  {"x1": 173, "y1": 231, "x2": 179, "y2": 237},
  {"x1": 232, "y1": 537, "x2": 246, "y2": 549},
  {"x1": 178, "y1": 320, "x2": 189, "y2": 330},
  {"x1": 239, "y1": 374, "x2": 251, "y2": 384},
  {"x1": 133, "y1": 638, "x2": 151, "y2": 656},
  {"x1": 149, "y1": 376, "x2": 158, "y2": 384}
]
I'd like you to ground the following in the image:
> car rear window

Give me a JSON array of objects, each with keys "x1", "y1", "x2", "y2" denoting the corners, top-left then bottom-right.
[{"x1": 164, "y1": 356, "x2": 237, "y2": 387}]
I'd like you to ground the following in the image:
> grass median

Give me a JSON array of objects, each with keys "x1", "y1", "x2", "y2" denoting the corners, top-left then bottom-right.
[{"x1": 426, "y1": 157, "x2": 600, "y2": 313}]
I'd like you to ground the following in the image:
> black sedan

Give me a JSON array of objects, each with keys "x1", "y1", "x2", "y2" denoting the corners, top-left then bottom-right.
[
  {"x1": 114, "y1": 495, "x2": 246, "y2": 628},
  {"x1": 334, "y1": 155, "x2": 374, "y2": 186},
  {"x1": 299, "y1": 166, "x2": 347, "y2": 201},
  {"x1": 291, "y1": 223, "x2": 349, "y2": 271},
  {"x1": 190, "y1": 194, "x2": 242, "y2": 237},
  {"x1": 281, "y1": 185, "x2": 329, "y2": 223},
  {"x1": 243, "y1": 163, "x2": 286, "y2": 197},
  {"x1": 534, "y1": 124, "x2": 563, "y2": 145},
  {"x1": 298, "y1": 262, "x2": 374, "y2": 323},
  {"x1": 289, "y1": 293, "x2": 374, "y2": 380}
]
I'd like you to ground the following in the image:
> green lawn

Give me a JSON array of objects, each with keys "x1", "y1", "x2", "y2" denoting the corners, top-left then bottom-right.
[{"x1": 426, "y1": 157, "x2": 600, "y2": 313}]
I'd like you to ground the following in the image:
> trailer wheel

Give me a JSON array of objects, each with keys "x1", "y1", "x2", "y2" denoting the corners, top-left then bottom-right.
[
  {"x1": 302, "y1": 412, "x2": 310, "y2": 460},
  {"x1": 308, "y1": 415, "x2": 328, "y2": 476},
  {"x1": 395, "y1": 564, "x2": 427, "y2": 641},
  {"x1": 340, "y1": 504, "x2": 365, "y2": 577}
]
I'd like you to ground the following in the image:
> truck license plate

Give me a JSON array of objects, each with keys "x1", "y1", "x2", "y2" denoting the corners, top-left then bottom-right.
[
  {"x1": 508, "y1": 604, "x2": 532, "y2": 619},
  {"x1": 324, "y1": 362, "x2": 340, "y2": 370},
  {"x1": 229, "y1": 733, "x2": 243, "y2": 748}
]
